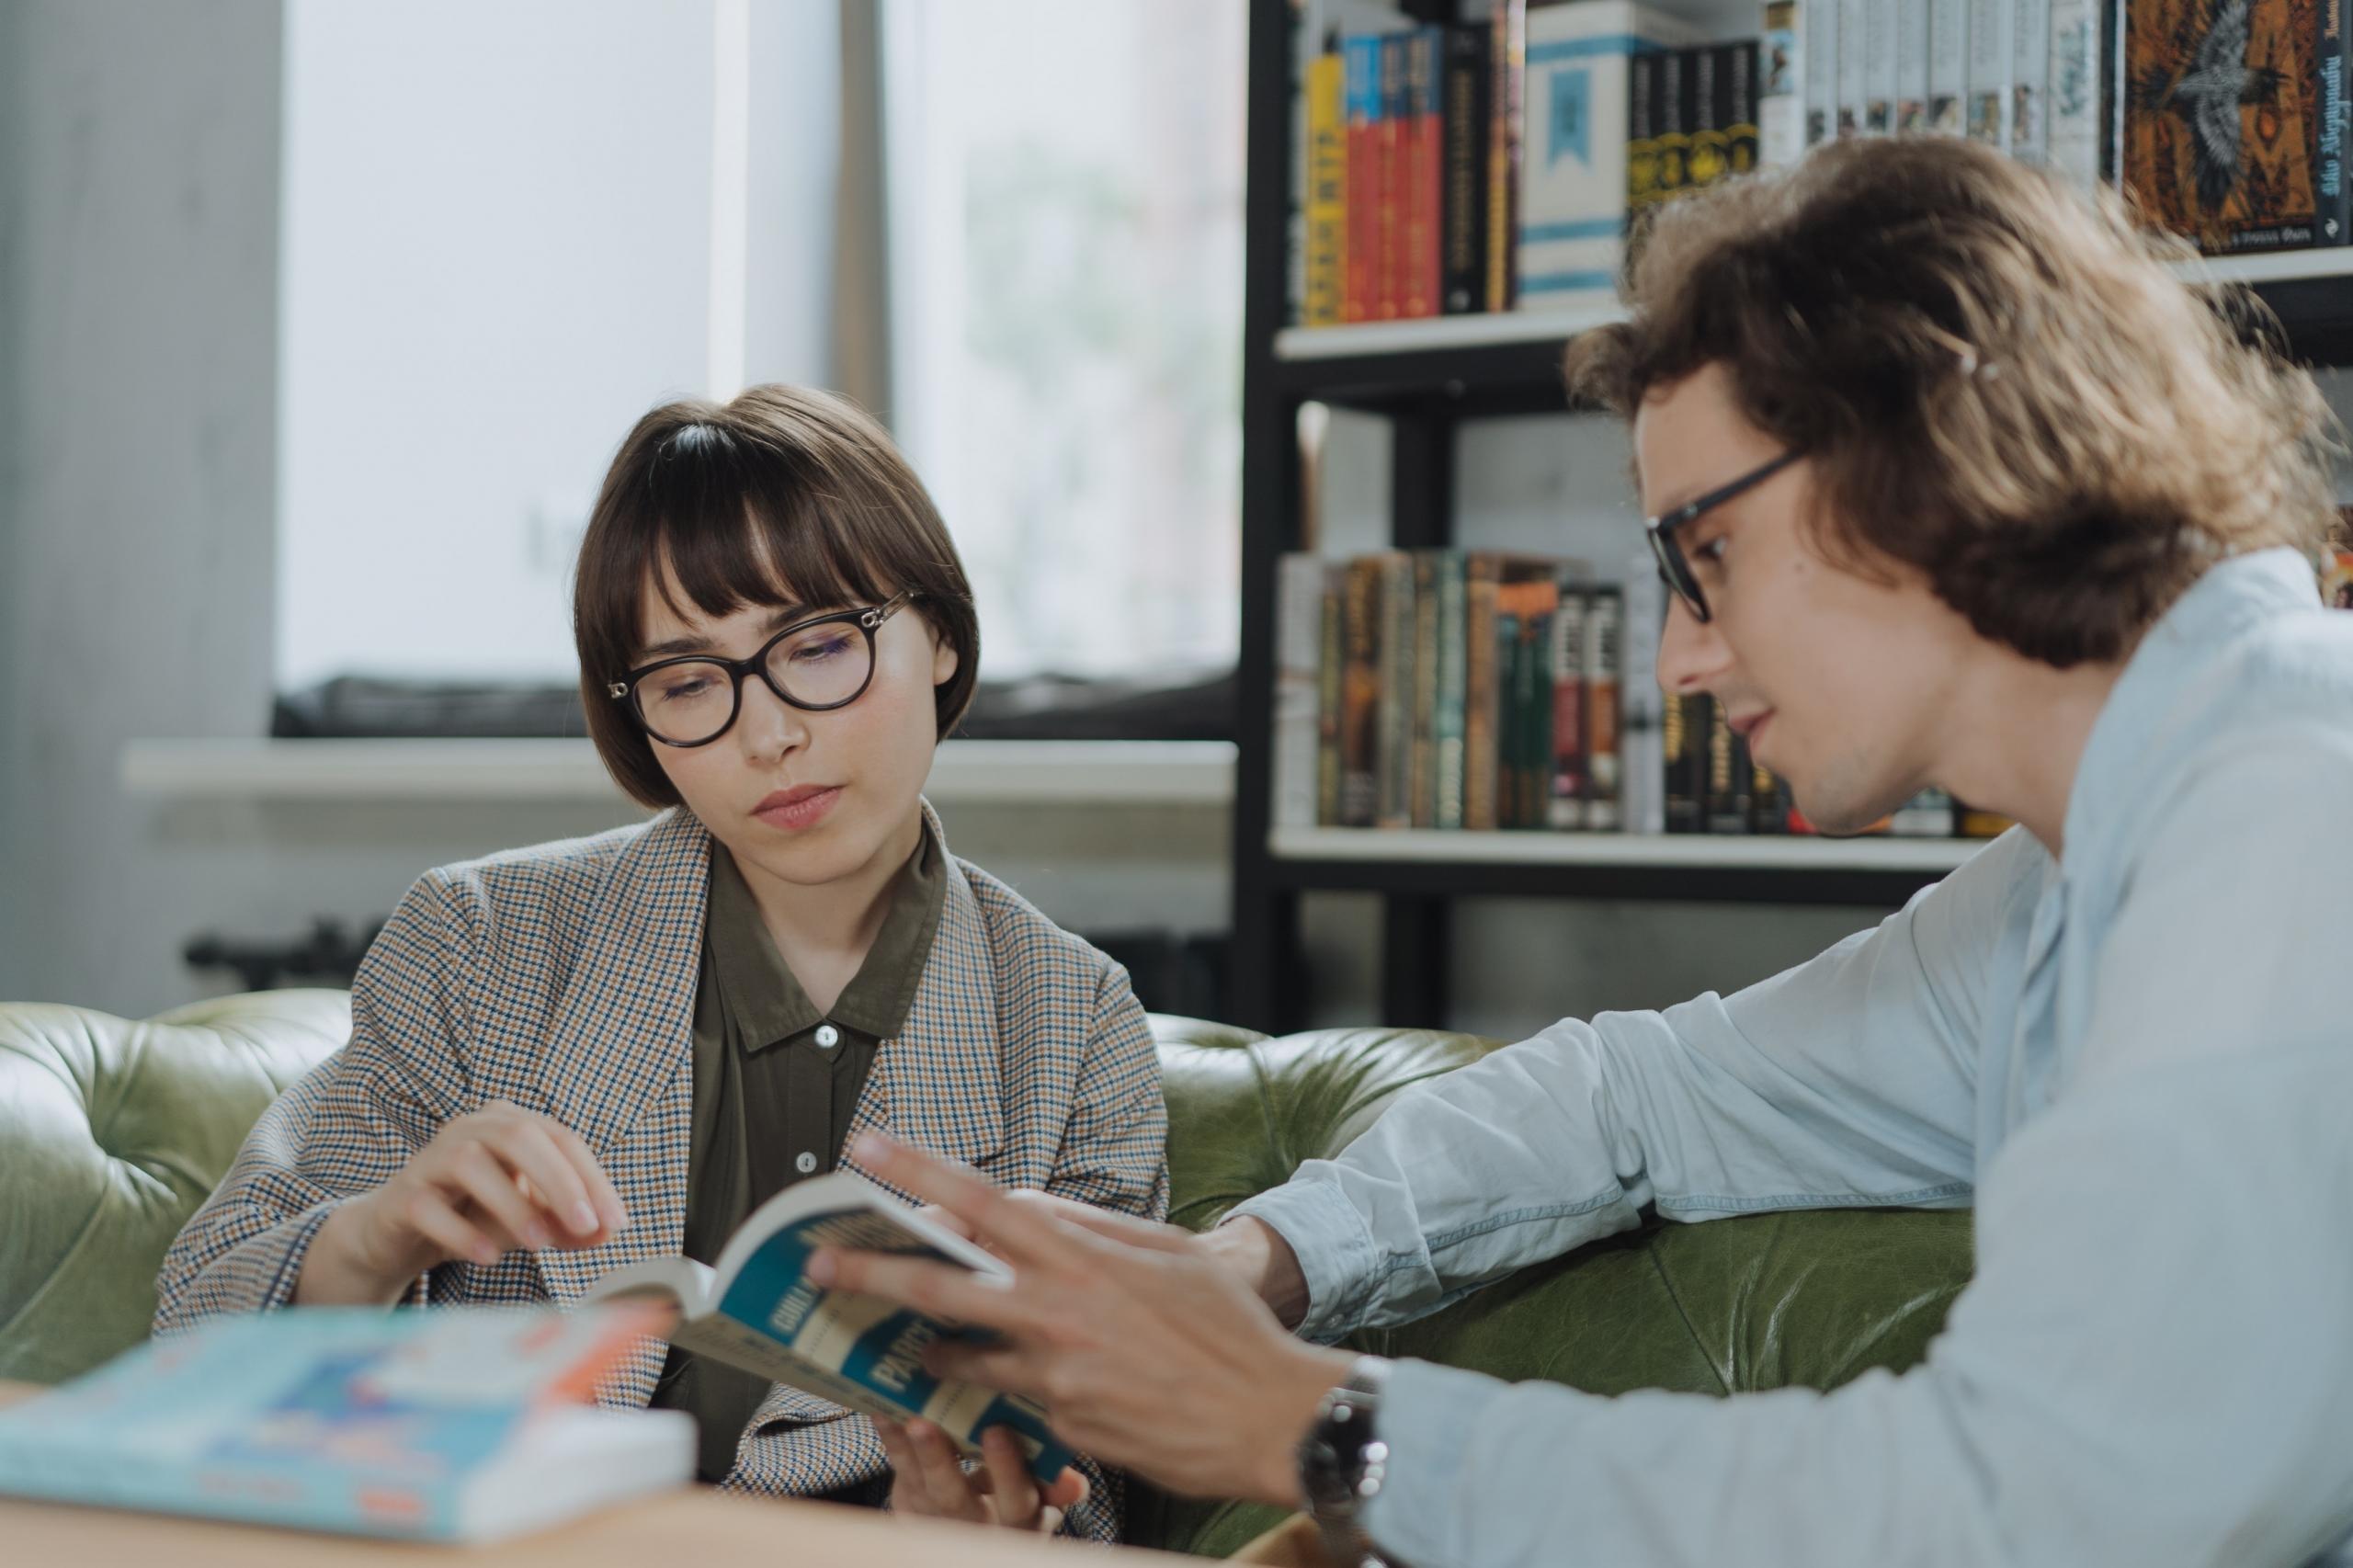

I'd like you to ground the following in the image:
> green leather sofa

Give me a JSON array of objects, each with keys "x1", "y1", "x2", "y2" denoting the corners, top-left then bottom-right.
[{"x1": 0, "y1": 991, "x2": 1973, "y2": 1555}]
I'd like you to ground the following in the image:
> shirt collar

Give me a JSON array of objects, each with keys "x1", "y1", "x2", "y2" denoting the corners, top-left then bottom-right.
[
  {"x1": 2062, "y1": 547, "x2": 2322, "y2": 865},
  {"x1": 702, "y1": 813, "x2": 949, "y2": 1049}
]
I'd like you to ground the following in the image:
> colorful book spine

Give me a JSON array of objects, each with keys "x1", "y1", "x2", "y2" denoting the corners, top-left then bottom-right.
[
  {"x1": 1343, "y1": 36, "x2": 1383, "y2": 322},
  {"x1": 1692, "y1": 46, "x2": 1731, "y2": 186},
  {"x1": 1441, "y1": 24, "x2": 1492, "y2": 313},
  {"x1": 1316, "y1": 568, "x2": 1344, "y2": 825},
  {"x1": 1404, "y1": 28, "x2": 1444, "y2": 318},
  {"x1": 1966, "y1": 0, "x2": 2011, "y2": 145},
  {"x1": 1898, "y1": 0, "x2": 1933, "y2": 131},
  {"x1": 1549, "y1": 585, "x2": 1590, "y2": 830},
  {"x1": 1378, "y1": 34, "x2": 1408, "y2": 320},
  {"x1": 1303, "y1": 49, "x2": 1348, "y2": 327},
  {"x1": 1583, "y1": 586, "x2": 1623, "y2": 831},
  {"x1": 1375, "y1": 551, "x2": 1414, "y2": 828},
  {"x1": 1487, "y1": 0, "x2": 1526, "y2": 311},
  {"x1": 1706, "y1": 700, "x2": 1753, "y2": 833},
  {"x1": 2045, "y1": 0, "x2": 2104, "y2": 187},
  {"x1": 2320, "y1": 0, "x2": 2349, "y2": 244},
  {"x1": 1630, "y1": 51, "x2": 1665, "y2": 216},
  {"x1": 1657, "y1": 45, "x2": 1694, "y2": 203},
  {"x1": 1760, "y1": 0, "x2": 1807, "y2": 167},
  {"x1": 1338, "y1": 556, "x2": 1381, "y2": 827},
  {"x1": 1494, "y1": 589, "x2": 1524, "y2": 830},
  {"x1": 1662, "y1": 690, "x2": 1705, "y2": 833},
  {"x1": 1724, "y1": 40, "x2": 1761, "y2": 177},
  {"x1": 1866, "y1": 0, "x2": 1899, "y2": 132},
  {"x1": 1273, "y1": 553, "x2": 1329, "y2": 830},
  {"x1": 1433, "y1": 551, "x2": 1469, "y2": 829},
  {"x1": 1929, "y1": 0, "x2": 1969, "y2": 134},
  {"x1": 1838, "y1": 0, "x2": 1870, "y2": 134},
  {"x1": 1806, "y1": 0, "x2": 1839, "y2": 142},
  {"x1": 1409, "y1": 551, "x2": 1440, "y2": 828},
  {"x1": 2011, "y1": 0, "x2": 2051, "y2": 157},
  {"x1": 1463, "y1": 555, "x2": 1503, "y2": 831},
  {"x1": 1517, "y1": 583, "x2": 1558, "y2": 827}
]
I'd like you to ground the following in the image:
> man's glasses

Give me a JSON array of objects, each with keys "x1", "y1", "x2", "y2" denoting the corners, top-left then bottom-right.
[
  {"x1": 1644, "y1": 449, "x2": 1802, "y2": 623},
  {"x1": 608, "y1": 590, "x2": 920, "y2": 747}
]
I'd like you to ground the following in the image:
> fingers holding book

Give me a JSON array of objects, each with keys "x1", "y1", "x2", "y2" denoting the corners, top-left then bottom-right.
[{"x1": 873, "y1": 1415, "x2": 1086, "y2": 1533}]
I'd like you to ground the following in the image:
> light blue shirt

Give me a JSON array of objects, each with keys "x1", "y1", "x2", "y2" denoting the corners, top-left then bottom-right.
[{"x1": 1233, "y1": 550, "x2": 2353, "y2": 1568}]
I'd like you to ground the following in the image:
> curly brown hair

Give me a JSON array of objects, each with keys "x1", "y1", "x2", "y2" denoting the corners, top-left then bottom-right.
[
  {"x1": 573, "y1": 385, "x2": 981, "y2": 810},
  {"x1": 1565, "y1": 135, "x2": 2344, "y2": 668}
]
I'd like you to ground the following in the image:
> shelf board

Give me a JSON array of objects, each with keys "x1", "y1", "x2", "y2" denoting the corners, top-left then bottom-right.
[
  {"x1": 1265, "y1": 825, "x2": 1985, "y2": 904},
  {"x1": 119, "y1": 737, "x2": 1238, "y2": 808},
  {"x1": 1268, "y1": 250, "x2": 2353, "y2": 409}
]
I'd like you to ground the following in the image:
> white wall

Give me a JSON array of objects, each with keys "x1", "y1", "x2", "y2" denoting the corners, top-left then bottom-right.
[{"x1": 0, "y1": 0, "x2": 286, "y2": 1013}]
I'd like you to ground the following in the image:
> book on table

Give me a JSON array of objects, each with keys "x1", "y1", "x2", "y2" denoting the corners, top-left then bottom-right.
[
  {"x1": 584, "y1": 1167, "x2": 1076, "y2": 1483},
  {"x1": 0, "y1": 1301, "x2": 689, "y2": 1542}
]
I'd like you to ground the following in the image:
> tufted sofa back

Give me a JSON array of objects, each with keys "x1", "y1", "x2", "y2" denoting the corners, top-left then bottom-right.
[{"x1": 0, "y1": 993, "x2": 1973, "y2": 1554}]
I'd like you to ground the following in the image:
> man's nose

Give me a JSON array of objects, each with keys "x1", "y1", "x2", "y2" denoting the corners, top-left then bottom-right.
[{"x1": 1654, "y1": 593, "x2": 1733, "y2": 694}]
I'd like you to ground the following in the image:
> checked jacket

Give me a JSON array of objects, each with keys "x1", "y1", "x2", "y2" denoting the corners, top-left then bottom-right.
[{"x1": 153, "y1": 801, "x2": 1169, "y2": 1540}]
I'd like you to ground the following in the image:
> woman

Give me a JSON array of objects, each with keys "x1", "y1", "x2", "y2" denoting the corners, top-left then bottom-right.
[{"x1": 154, "y1": 385, "x2": 1168, "y2": 1540}]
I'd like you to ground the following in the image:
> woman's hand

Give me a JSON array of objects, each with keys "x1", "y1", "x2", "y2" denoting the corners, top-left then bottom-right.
[
  {"x1": 872, "y1": 1417, "x2": 1088, "y2": 1532},
  {"x1": 298, "y1": 1099, "x2": 629, "y2": 1304}
]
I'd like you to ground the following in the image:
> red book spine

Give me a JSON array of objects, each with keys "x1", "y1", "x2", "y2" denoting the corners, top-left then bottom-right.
[{"x1": 1404, "y1": 29, "x2": 1443, "y2": 318}]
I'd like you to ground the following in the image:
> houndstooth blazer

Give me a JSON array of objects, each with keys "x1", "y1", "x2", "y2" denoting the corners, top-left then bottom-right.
[{"x1": 153, "y1": 801, "x2": 1169, "y2": 1541}]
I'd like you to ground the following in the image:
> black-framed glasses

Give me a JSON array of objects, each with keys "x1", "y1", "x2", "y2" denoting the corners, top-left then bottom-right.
[
  {"x1": 608, "y1": 589, "x2": 920, "y2": 747},
  {"x1": 1644, "y1": 449, "x2": 1802, "y2": 623}
]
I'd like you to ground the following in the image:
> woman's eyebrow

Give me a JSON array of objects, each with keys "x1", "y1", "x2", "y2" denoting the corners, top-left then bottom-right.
[{"x1": 637, "y1": 601, "x2": 812, "y2": 660}]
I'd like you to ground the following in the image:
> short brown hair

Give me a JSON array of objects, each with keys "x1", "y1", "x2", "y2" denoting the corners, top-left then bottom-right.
[
  {"x1": 1565, "y1": 136, "x2": 2344, "y2": 668},
  {"x1": 574, "y1": 384, "x2": 981, "y2": 809}
]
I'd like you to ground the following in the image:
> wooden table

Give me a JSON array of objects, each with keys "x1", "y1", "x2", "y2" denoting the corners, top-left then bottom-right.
[{"x1": 0, "y1": 1382, "x2": 1180, "y2": 1565}]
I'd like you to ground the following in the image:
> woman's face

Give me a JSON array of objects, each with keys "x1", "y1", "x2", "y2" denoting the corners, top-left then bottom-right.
[{"x1": 633, "y1": 563, "x2": 958, "y2": 898}]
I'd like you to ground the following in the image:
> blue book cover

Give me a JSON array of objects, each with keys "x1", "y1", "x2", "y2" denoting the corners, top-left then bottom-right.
[
  {"x1": 0, "y1": 1306, "x2": 689, "y2": 1541},
  {"x1": 586, "y1": 1168, "x2": 1077, "y2": 1483}
]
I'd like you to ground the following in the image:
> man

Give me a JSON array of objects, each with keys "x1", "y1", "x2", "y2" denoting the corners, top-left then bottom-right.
[{"x1": 810, "y1": 136, "x2": 2353, "y2": 1564}]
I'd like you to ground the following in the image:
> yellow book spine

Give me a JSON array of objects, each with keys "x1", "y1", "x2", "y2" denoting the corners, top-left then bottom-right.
[{"x1": 1303, "y1": 52, "x2": 1347, "y2": 327}]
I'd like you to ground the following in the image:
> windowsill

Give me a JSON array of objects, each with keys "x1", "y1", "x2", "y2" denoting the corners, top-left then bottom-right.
[{"x1": 119, "y1": 737, "x2": 1236, "y2": 807}]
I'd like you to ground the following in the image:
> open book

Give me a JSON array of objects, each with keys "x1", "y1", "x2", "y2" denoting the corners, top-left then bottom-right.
[
  {"x1": 0, "y1": 1304, "x2": 689, "y2": 1542},
  {"x1": 585, "y1": 1168, "x2": 1075, "y2": 1483}
]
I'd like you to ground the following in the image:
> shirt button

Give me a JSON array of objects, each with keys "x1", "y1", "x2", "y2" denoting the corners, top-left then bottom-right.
[
  {"x1": 813, "y1": 1024, "x2": 841, "y2": 1050},
  {"x1": 796, "y1": 1151, "x2": 819, "y2": 1176}
]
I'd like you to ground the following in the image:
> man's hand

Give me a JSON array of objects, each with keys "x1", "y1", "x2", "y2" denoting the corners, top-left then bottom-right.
[
  {"x1": 872, "y1": 1416, "x2": 1088, "y2": 1532},
  {"x1": 811, "y1": 1134, "x2": 1354, "y2": 1506}
]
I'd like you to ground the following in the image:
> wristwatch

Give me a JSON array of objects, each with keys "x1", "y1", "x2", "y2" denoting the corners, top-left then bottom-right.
[{"x1": 1296, "y1": 1356, "x2": 1395, "y2": 1568}]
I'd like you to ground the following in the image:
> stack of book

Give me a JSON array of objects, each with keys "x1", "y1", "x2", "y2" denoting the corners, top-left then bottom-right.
[
  {"x1": 1271, "y1": 551, "x2": 1625, "y2": 831},
  {"x1": 1273, "y1": 550, "x2": 1998, "y2": 841}
]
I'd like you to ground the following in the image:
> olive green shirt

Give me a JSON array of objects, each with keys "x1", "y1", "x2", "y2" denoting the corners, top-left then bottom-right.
[{"x1": 651, "y1": 821, "x2": 947, "y2": 1485}]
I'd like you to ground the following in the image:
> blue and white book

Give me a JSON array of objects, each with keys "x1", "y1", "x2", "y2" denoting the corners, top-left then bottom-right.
[
  {"x1": 0, "y1": 1305, "x2": 689, "y2": 1542},
  {"x1": 585, "y1": 1168, "x2": 1077, "y2": 1483}
]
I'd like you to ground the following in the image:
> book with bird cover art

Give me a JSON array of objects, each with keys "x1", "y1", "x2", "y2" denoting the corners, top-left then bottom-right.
[{"x1": 2125, "y1": 0, "x2": 2323, "y2": 252}]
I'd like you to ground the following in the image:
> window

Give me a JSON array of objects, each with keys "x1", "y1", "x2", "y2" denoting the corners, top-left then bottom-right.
[
  {"x1": 275, "y1": 0, "x2": 835, "y2": 690},
  {"x1": 882, "y1": 0, "x2": 1247, "y2": 680}
]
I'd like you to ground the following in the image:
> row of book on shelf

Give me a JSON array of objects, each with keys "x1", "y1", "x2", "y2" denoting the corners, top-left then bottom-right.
[
  {"x1": 1270, "y1": 549, "x2": 1998, "y2": 838},
  {"x1": 1288, "y1": 0, "x2": 2350, "y2": 330}
]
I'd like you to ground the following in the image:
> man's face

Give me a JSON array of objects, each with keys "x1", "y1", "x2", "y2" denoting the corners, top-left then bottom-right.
[{"x1": 1635, "y1": 363, "x2": 1973, "y2": 834}]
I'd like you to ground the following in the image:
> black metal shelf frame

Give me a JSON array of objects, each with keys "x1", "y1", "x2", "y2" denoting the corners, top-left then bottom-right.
[{"x1": 1225, "y1": 0, "x2": 2353, "y2": 1033}]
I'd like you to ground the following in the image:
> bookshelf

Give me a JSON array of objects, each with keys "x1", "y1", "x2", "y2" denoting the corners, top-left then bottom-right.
[{"x1": 1232, "y1": 1, "x2": 2353, "y2": 1033}]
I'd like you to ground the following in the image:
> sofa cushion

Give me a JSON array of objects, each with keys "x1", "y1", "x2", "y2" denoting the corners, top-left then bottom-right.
[{"x1": 0, "y1": 990, "x2": 351, "y2": 1383}]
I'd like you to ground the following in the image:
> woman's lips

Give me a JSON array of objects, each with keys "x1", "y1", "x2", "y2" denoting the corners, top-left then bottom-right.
[{"x1": 754, "y1": 786, "x2": 842, "y2": 832}]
